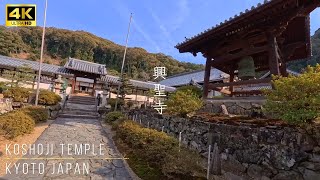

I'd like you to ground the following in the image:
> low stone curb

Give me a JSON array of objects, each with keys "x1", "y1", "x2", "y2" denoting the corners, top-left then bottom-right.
[{"x1": 99, "y1": 118, "x2": 141, "y2": 180}]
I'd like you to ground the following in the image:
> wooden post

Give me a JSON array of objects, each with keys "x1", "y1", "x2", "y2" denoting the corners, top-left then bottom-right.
[
  {"x1": 268, "y1": 33, "x2": 281, "y2": 76},
  {"x1": 92, "y1": 77, "x2": 96, "y2": 96},
  {"x1": 280, "y1": 61, "x2": 288, "y2": 77},
  {"x1": 229, "y1": 69, "x2": 235, "y2": 97},
  {"x1": 210, "y1": 142, "x2": 221, "y2": 175},
  {"x1": 71, "y1": 76, "x2": 76, "y2": 94},
  {"x1": 32, "y1": 76, "x2": 36, "y2": 89},
  {"x1": 203, "y1": 58, "x2": 212, "y2": 99}
]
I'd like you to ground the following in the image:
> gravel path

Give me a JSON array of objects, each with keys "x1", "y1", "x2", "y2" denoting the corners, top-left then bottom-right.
[{"x1": 2, "y1": 103, "x2": 134, "y2": 180}]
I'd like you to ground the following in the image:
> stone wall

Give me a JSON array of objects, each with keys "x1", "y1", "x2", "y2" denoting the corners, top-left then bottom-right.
[
  {"x1": 127, "y1": 109, "x2": 320, "y2": 180},
  {"x1": 201, "y1": 98, "x2": 266, "y2": 116}
]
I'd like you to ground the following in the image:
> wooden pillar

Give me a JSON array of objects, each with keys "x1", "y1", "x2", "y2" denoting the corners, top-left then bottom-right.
[
  {"x1": 92, "y1": 78, "x2": 96, "y2": 96},
  {"x1": 280, "y1": 61, "x2": 288, "y2": 77},
  {"x1": 268, "y1": 33, "x2": 281, "y2": 76},
  {"x1": 229, "y1": 70, "x2": 235, "y2": 97},
  {"x1": 203, "y1": 58, "x2": 212, "y2": 99},
  {"x1": 71, "y1": 76, "x2": 76, "y2": 94}
]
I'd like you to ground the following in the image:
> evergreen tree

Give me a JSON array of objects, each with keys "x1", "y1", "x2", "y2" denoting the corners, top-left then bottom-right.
[
  {"x1": 118, "y1": 73, "x2": 132, "y2": 100},
  {"x1": 2, "y1": 64, "x2": 34, "y2": 87}
]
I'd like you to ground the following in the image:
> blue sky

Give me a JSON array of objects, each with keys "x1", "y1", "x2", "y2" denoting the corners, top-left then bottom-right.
[{"x1": 1, "y1": 0, "x2": 320, "y2": 65}]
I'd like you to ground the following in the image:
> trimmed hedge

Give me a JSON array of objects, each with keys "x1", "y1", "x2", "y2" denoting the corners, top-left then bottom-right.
[
  {"x1": 115, "y1": 120, "x2": 205, "y2": 179},
  {"x1": 105, "y1": 111, "x2": 125, "y2": 123},
  {"x1": 3, "y1": 87, "x2": 31, "y2": 102},
  {"x1": 167, "y1": 89, "x2": 203, "y2": 117},
  {"x1": 21, "y1": 106, "x2": 49, "y2": 123},
  {"x1": 0, "y1": 106, "x2": 48, "y2": 139},
  {"x1": 38, "y1": 90, "x2": 62, "y2": 105},
  {"x1": 0, "y1": 110, "x2": 35, "y2": 139}
]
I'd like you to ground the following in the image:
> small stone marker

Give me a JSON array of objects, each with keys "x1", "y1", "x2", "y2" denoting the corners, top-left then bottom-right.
[
  {"x1": 221, "y1": 104, "x2": 229, "y2": 115},
  {"x1": 211, "y1": 142, "x2": 221, "y2": 175}
]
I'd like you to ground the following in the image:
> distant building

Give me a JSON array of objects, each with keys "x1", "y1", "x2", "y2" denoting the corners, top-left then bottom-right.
[
  {"x1": 0, "y1": 55, "x2": 175, "y2": 98},
  {"x1": 159, "y1": 68, "x2": 229, "y2": 97}
]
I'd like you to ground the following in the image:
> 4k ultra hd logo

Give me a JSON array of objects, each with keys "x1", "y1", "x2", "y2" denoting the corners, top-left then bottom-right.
[{"x1": 6, "y1": 4, "x2": 36, "y2": 27}]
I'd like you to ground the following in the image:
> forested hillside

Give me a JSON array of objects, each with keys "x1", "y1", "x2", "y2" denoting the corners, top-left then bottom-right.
[
  {"x1": 0, "y1": 26, "x2": 203, "y2": 80},
  {"x1": 0, "y1": 25, "x2": 319, "y2": 77},
  {"x1": 287, "y1": 28, "x2": 320, "y2": 72}
]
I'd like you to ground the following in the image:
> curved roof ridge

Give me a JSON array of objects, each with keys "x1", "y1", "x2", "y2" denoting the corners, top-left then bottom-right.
[{"x1": 69, "y1": 57, "x2": 106, "y2": 66}]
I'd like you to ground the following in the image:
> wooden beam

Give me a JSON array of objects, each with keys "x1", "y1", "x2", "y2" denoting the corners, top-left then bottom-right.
[
  {"x1": 203, "y1": 58, "x2": 212, "y2": 98},
  {"x1": 212, "y1": 87, "x2": 231, "y2": 95},
  {"x1": 232, "y1": 90, "x2": 263, "y2": 95},
  {"x1": 208, "y1": 78, "x2": 272, "y2": 89},
  {"x1": 268, "y1": 33, "x2": 281, "y2": 75},
  {"x1": 210, "y1": 45, "x2": 269, "y2": 64}
]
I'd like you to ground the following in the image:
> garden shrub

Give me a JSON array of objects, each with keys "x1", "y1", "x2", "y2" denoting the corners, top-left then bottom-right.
[
  {"x1": 3, "y1": 87, "x2": 31, "y2": 102},
  {"x1": 108, "y1": 98, "x2": 124, "y2": 110},
  {"x1": 0, "y1": 110, "x2": 35, "y2": 139},
  {"x1": 115, "y1": 120, "x2": 205, "y2": 179},
  {"x1": 38, "y1": 90, "x2": 61, "y2": 105},
  {"x1": 264, "y1": 64, "x2": 320, "y2": 124},
  {"x1": 126, "y1": 101, "x2": 134, "y2": 108},
  {"x1": 0, "y1": 82, "x2": 8, "y2": 93},
  {"x1": 177, "y1": 85, "x2": 202, "y2": 98},
  {"x1": 105, "y1": 111, "x2": 125, "y2": 123},
  {"x1": 167, "y1": 89, "x2": 203, "y2": 117},
  {"x1": 21, "y1": 106, "x2": 48, "y2": 123}
]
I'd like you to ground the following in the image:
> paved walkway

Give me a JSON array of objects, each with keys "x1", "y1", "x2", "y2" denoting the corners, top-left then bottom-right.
[{"x1": 3, "y1": 103, "x2": 134, "y2": 180}]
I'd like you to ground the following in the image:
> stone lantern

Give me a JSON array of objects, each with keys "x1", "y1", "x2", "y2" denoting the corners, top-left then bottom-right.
[
  {"x1": 54, "y1": 75, "x2": 64, "y2": 95},
  {"x1": 100, "y1": 82, "x2": 109, "y2": 107}
]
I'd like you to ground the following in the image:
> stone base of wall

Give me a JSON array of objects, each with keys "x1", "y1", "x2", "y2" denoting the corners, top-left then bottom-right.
[
  {"x1": 127, "y1": 109, "x2": 320, "y2": 180},
  {"x1": 201, "y1": 98, "x2": 266, "y2": 116}
]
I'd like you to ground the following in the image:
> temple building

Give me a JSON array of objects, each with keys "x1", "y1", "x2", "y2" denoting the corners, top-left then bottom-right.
[
  {"x1": 175, "y1": 0, "x2": 320, "y2": 98},
  {"x1": 0, "y1": 55, "x2": 175, "y2": 100}
]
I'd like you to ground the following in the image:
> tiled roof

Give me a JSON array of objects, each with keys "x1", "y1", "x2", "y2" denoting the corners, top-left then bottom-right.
[
  {"x1": 99, "y1": 75, "x2": 176, "y2": 92},
  {"x1": 0, "y1": 55, "x2": 72, "y2": 76},
  {"x1": 64, "y1": 58, "x2": 107, "y2": 75},
  {"x1": 176, "y1": 0, "x2": 275, "y2": 48},
  {"x1": 159, "y1": 68, "x2": 229, "y2": 87}
]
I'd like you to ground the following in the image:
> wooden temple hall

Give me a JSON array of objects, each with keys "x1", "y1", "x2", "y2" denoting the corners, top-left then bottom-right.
[
  {"x1": 175, "y1": 0, "x2": 320, "y2": 98},
  {"x1": 0, "y1": 55, "x2": 176, "y2": 97}
]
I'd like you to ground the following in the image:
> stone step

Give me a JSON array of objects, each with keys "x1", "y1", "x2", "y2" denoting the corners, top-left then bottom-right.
[
  {"x1": 58, "y1": 114, "x2": 99, "y2": 119},
  {"x1": 60, "y1": 110, "x2": 98, "y2": 116},
  {"x1": 67, "y1": 101, "x2": 96, "y2": 105},
  {"x1": 69, "y1": 96, "x2": 96, "y2": 100}
]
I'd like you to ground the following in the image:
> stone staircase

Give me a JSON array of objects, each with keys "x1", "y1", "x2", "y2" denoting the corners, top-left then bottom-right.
[
  {"x1": 58, "y1": 95, "x2": 99, "y2": 119},
  {"x1": 67, "y1": 95, "x2": 97, "y2": 105}
]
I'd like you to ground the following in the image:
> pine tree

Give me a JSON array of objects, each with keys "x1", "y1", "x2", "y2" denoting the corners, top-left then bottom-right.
[
  {"x1": 118, "y1": 73, "x2": 132, "y2": 100},
  {"x1": 2, "y1": 64, "x2": 34, "y2": 87}
]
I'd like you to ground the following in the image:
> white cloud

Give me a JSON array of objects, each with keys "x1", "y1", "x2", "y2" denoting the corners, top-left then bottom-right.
[
  {"x1": 171, "y1": 0, "x2": 190, "y2": 31},
  {"x1": 110, "y1": 0, "x2": 161, "y2": 52},
  {"x1": 132, "y1": 19, "x2": 161, "y2": 52},
  {"x1": 147, "y1": 8, "x2": 175, "y2": 46}
]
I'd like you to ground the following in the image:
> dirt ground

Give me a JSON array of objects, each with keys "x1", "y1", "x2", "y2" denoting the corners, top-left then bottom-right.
[{"x1": 0, "y1": 120, "x2": 54, "y2": 176}]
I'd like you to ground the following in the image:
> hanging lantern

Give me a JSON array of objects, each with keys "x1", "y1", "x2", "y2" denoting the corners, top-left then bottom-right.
[{"x1": 238, "y1": 56, "x2": 255, "y2": 80}]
